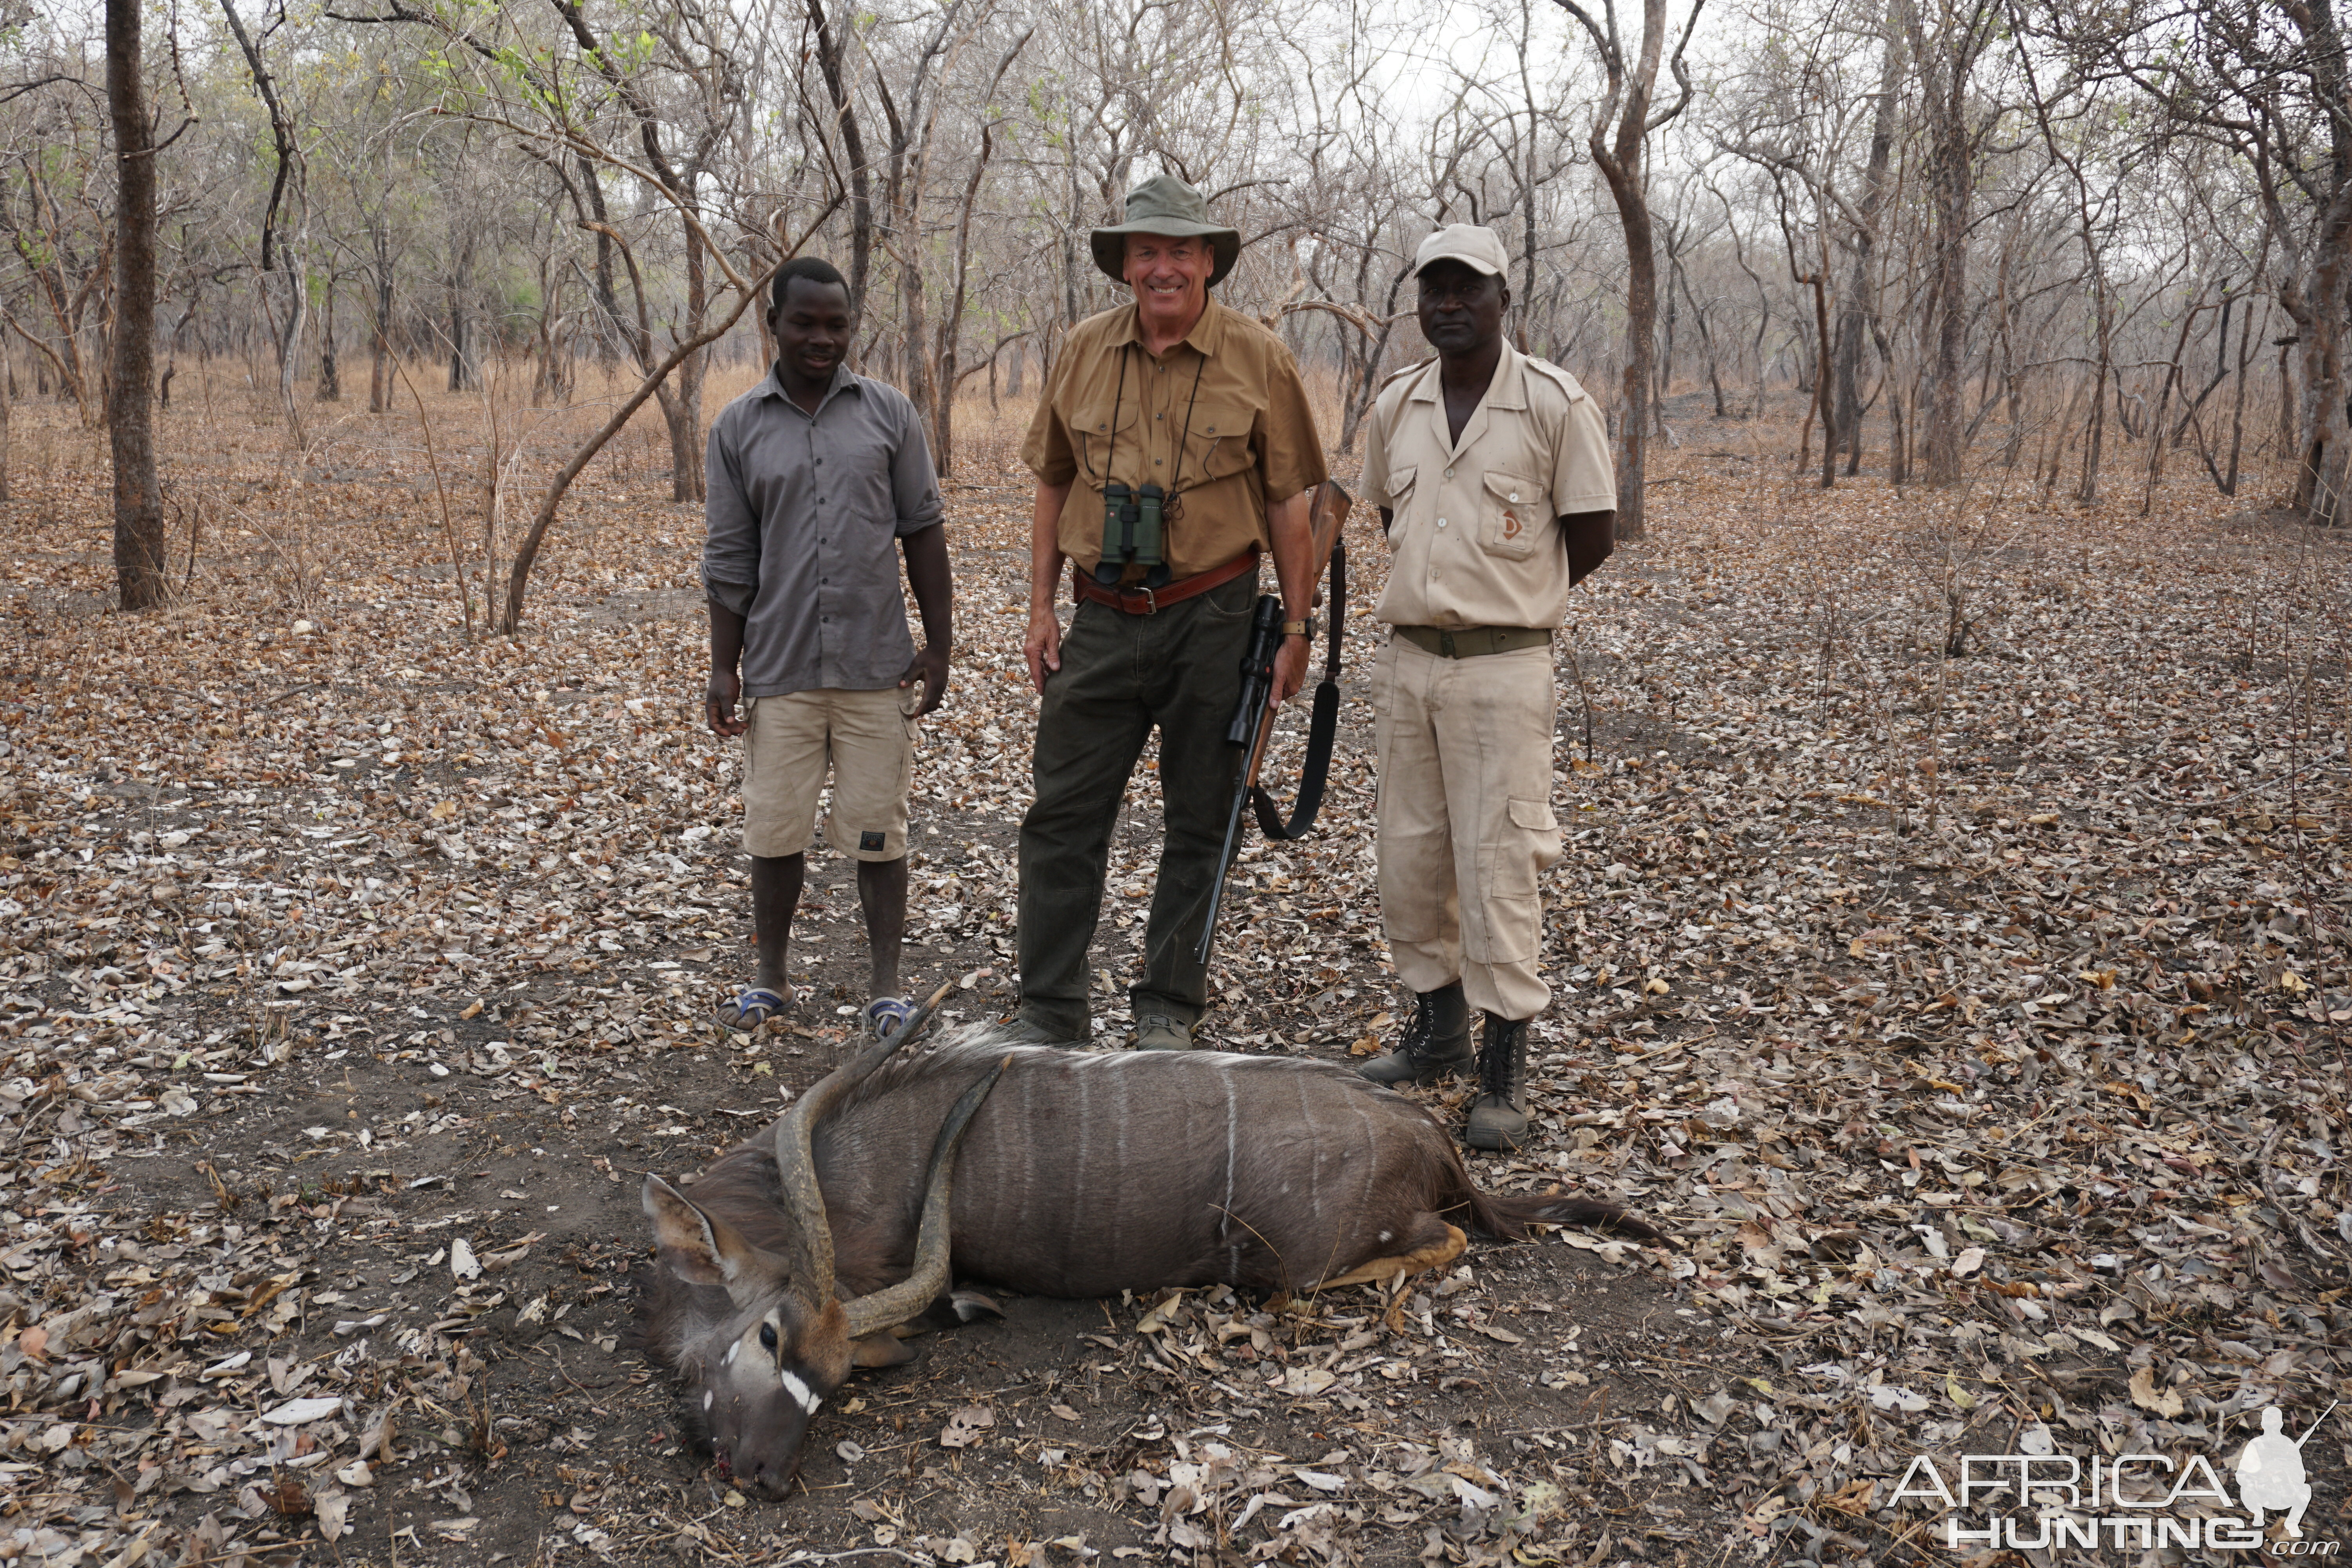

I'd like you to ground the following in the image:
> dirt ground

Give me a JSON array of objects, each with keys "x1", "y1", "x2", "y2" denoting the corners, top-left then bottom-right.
[{"x1": 3, "y1": 380, "x2": 2349, "y2": 1566}]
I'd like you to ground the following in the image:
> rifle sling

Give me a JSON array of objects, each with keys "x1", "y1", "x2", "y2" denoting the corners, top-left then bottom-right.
[{"x1": 1249, "y1": 538, "x2": 1346, "y2": 841}]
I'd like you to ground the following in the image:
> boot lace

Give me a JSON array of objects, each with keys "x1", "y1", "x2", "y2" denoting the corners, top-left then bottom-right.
[
  {"x1": 1479, "y1": 1020, "x2": 1522, "y2": 1100},
  {"x1": 1400, "y1": 996, "x2": 1437, "y2": 1064}
]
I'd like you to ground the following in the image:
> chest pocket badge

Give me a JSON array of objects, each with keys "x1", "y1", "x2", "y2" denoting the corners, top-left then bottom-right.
[{"x1": 1481, "y1": 472, "x2": 1542, "y2": 560}]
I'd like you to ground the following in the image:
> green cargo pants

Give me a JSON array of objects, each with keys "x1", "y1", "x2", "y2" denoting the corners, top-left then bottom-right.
[{"x1": 1016, "y1": 569, "x2": 1258, "y2": 1038}]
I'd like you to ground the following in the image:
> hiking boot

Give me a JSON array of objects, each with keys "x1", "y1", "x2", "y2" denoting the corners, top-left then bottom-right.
[
  {"x1": 1000, "y1": 1013, "x2": 1085, "y2": 1048},
  {"x1": 1132, "y1": 1011, "x2": 1194, "y2": 1051},
  {"x1": 1357, "y1": 982, "x2": 1473, "y2": 1085},
  {"x1": 1464, "y1": 1013, "x2": 1532, "y2": 1151}
]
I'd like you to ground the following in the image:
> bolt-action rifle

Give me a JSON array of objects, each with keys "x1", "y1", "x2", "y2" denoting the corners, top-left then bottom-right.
[{"x1": 1196, "y1": 480, "x2": 1352, "y2": 964}]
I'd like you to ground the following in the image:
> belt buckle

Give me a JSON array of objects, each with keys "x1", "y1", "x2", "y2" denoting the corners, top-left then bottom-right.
[
  {"x1": 1438, "y1": 630, "x2": 1457, "y2": 658},
  {"x1": 1129, "y1": 585, "x2": 1158, "y2": 615}
]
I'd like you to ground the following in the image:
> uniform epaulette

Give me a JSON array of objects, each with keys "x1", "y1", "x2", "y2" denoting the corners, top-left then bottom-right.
[
  {"x1": 1523, "y1": 355, "x2": 1592, "y2": 404},
  {"x1": 1379, "y1": 357, "x2": 1437, "y2": 390}
]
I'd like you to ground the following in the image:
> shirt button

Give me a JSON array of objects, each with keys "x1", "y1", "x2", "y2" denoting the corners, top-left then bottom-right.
[
  {"x1": 1445, "y1": 468, "x2": 1454, "y2": 479},
  {"x1": 1436, "y1": 517, "x2": 1448, "y2": 528},
  {"x1": 814, "y1": 457, "x2": 824, "y2": 465},
  {"x1": 1510, "y1": 492, "x2": 1520, "y2": 503},
  {"x1": 1155, "y1": 459, "x2": 1162, "y2": 466}
]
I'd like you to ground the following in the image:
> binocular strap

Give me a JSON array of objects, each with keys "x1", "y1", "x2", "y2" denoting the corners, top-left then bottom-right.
[{"x1": 1249, "y1": 539, "x2": 1347, "y2": 841}]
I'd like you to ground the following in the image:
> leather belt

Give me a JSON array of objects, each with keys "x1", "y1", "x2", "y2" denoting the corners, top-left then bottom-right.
[
  {"x1": 1394, "y1": 624, "x2": 1553, "y2": 658},
  {"x1": 1072, "y1": 548, "x2": 1256, "y2": 614}
]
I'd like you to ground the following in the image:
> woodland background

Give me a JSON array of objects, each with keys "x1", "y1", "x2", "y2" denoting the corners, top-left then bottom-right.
[{"x1": 2, "y1": 0, "x2": 2350, "y2": 1565}]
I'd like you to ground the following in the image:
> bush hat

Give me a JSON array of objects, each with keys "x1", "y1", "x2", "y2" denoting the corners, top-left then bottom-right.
[{"x1": 1090, "y1": 173, "x2": 1242, "y2": 288}]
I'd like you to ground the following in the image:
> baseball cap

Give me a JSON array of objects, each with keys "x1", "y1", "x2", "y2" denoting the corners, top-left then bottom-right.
[{"x1": 1414, "y1": 224, "x2": 1510, "y2": 277}]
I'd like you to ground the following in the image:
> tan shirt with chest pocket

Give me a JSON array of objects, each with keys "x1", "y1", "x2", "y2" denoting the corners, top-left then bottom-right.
[
  {"x1": 1362, "y1": 343, "x2": 1615, "y2": 630},
  {"x1": 1023, "y1": 297, "x2": 1328, "y2": 580}
]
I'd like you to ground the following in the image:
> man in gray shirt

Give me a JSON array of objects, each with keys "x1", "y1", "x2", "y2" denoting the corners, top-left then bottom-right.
[{"x1": 702, "y1": 256, "x2": 952, "y2": 1038}]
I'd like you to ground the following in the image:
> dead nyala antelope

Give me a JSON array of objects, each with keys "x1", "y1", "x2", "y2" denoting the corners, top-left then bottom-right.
[{"x1": 637, "y1": 993, "x2": 1661, "y2": 1497}]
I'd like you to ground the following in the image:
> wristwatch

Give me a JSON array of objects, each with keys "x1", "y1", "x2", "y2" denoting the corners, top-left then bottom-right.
[{"x1": 1280, "y1": 617, "x2": 1314, "y2": 640}]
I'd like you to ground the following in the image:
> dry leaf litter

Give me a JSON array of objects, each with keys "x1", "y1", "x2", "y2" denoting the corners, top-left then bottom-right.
[{"x1": 2, "y1": 415, "x2": 2347, "y2": 1566}]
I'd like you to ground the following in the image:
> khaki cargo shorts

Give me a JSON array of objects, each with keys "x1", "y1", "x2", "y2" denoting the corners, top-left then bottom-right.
[{"x1": 741, "y1": 686, "x2": 918, "y2": 861}]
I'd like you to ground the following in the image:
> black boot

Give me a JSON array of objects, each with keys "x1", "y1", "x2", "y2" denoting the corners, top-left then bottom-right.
[
  {"x1": 1356, "y1": 982, "x2": 1473, "y2": 1085},
  {"x1": 1464, "y1": 1013, "x2": 1531, "y2": 1151}
]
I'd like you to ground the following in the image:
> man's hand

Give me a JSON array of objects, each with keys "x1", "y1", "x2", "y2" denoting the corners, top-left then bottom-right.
[
  {"x1": 1025, "y1": 481, "x2": 1073, "y2": 695},
  {"x1": 1024, "y1": 607, "x2": 1063, "y2": 694},
  {"x1": 900, "y1": 643, "x2": 951, "y2": 715},
  {"x1": 706, "y1": 666, "x2": 746, "y2": 737},
  {"x1": 1270, "y1": 633, "x2": 1310, "y2": 707}
]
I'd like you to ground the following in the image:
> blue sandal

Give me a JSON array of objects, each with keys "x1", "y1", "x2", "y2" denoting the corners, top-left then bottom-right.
[
  {"x1": 865, "y1": 996, "x2": 915, "y2": 1039},
  {"x1": 717, "y1": 987, "x2": 788, "y2": 1032}
]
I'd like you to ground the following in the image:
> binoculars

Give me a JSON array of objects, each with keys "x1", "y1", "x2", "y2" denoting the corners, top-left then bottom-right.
[{"x1": 1094, "y1": 481, "x2": 1170, "y2": 587}]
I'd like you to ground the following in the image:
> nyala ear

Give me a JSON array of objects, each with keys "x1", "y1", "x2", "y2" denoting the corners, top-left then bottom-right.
[{"x1": 642, "y1": 1176, "x2": 771, "y2": 1300}]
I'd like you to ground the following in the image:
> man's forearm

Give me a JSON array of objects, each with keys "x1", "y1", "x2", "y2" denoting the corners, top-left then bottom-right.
[
  {"x1": 903, "y1": 524, "x2": 954, "y2": 652},
  {"x1": 1267, "y1": 487, "x2": 1317, "y2": 620},
  {"x1": 708, "y1": 601, "x2": 748, "y2": 673},
  {"x1": 1029, "y1": 482, "x2": 1071, "y2": 610}
]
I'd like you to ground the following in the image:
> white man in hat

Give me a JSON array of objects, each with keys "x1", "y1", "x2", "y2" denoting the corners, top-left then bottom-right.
[{"x1": 1011, "y1": 173, "x2": 1328, "y2": 1050}]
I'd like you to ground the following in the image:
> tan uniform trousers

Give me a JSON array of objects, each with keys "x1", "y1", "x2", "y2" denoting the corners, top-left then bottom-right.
[{"x1": 1370, "y1": 635, "x2": 1564, "y2": 1020}]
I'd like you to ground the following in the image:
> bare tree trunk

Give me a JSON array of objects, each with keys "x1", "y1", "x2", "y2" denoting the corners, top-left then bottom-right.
[
  {"x1": 1911, "y1": 0, "x2": 1989, "y2": 487},
  {"x1": 806, "y1": 0, "x2": 874, "y2": 321},
  {"x1": 109, "y1": 0, "x2": 166, "y2": 608},
  {"x1": 1837, "y1": 0, "x2": 1904, "y2": 474},
  {"x1": 1553, "y1": 0, "x2": 1705, "y2": 541},
  {"x1": 318, "y1": 276, "x2": 339, "y2": 401},
  {"x1": 0, "y1": 339, "x2": 11, "y2": 504},
  {"x1": 218, "y1": 0, "x2": 305, "y2": 446},
  {"x1": 577, "y1": 154, "x2": 624, "y2": 370},
  {"x1": 925, "y1": 31, "x2": 1030, "y2": 478},
  {"x1": 2285, "y1": 214, "x2": 2352, "y2": 523},
  {"x1": 2223, "y1": 296, "x2": 2265, "y2": 495},
  {"x1": 447, "y1": 287, "x2": 469, "y2": 391},
  {"x1": 664, "y1": 221, "x2": 708, "y2": 503},
  {"x1": 368, "y1": 270, "x2": 393, "y2": 413}
]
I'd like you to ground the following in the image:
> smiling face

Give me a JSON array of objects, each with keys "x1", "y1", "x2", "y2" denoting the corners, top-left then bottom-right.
[
  {"x1": 1122, "y1": 232, "x2": 1214, "y2": 340},
  {"x1": 1415, "y1": 259, "x2": 1508, "y2": 360},
  {"x1": 768, "y1": 276, "x2": 854, "y2": 388}
]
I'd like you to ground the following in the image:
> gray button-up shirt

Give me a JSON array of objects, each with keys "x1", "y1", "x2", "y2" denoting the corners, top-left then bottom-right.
[{"x1": 702, "y1": 364, "x2": 944, "y2": 698}]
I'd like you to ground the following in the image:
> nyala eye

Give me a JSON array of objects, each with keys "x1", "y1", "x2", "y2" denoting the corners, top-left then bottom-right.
[{"x1": 758, "y1": 1323, "x2": 779, "y2": 1353}]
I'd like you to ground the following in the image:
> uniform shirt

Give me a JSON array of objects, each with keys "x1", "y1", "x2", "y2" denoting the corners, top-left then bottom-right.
[
  {"x1": 702, "y1": 363, "x2": 943, "y2": 699},
  {"x1": 1022, "y1": 296, "x2": 1328, "y2": 579},
  {"x1": 1363, "y1": 342, "x2": 1615, "y2": 630}
]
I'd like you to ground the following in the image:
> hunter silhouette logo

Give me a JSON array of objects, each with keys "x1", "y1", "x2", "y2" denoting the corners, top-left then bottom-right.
[
  {"x1": 1890, "y1": 1402, "x2": 2338, "y2": 1553},
  {"x1": 2239, "y1": 1404, "x2": 2325, "y2": 1538}
]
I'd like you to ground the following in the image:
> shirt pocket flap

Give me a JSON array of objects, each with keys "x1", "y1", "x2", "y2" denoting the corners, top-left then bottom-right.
[
  {"x1": 1480, "y1": 470, "x2": 1544, "y2": 559},
  {"x1": 1182, "y1": 403, "x2": 1258, "y2": 486},
  {"x1": 1381, "y1": 464, "x2": 1418, "y2": 505},
  {"x1": 1075, "y1": 398, "x2": 1142, "y2": 480},
  {"x1": 1508, "y1": 797, "x2": 1557, "y2": 832},
  {"x1": 1483, "y1": 471, "x2": 1541, "y2": 510}
]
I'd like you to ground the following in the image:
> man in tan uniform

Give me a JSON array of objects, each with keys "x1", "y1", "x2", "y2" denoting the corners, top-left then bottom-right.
[
  {"x1": 1014, "y1": 174, "x2": 1328, "y2": 1049},
  {"x1": 1354, "y1": 224, "x2": 1617, "y2": 1150}
]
